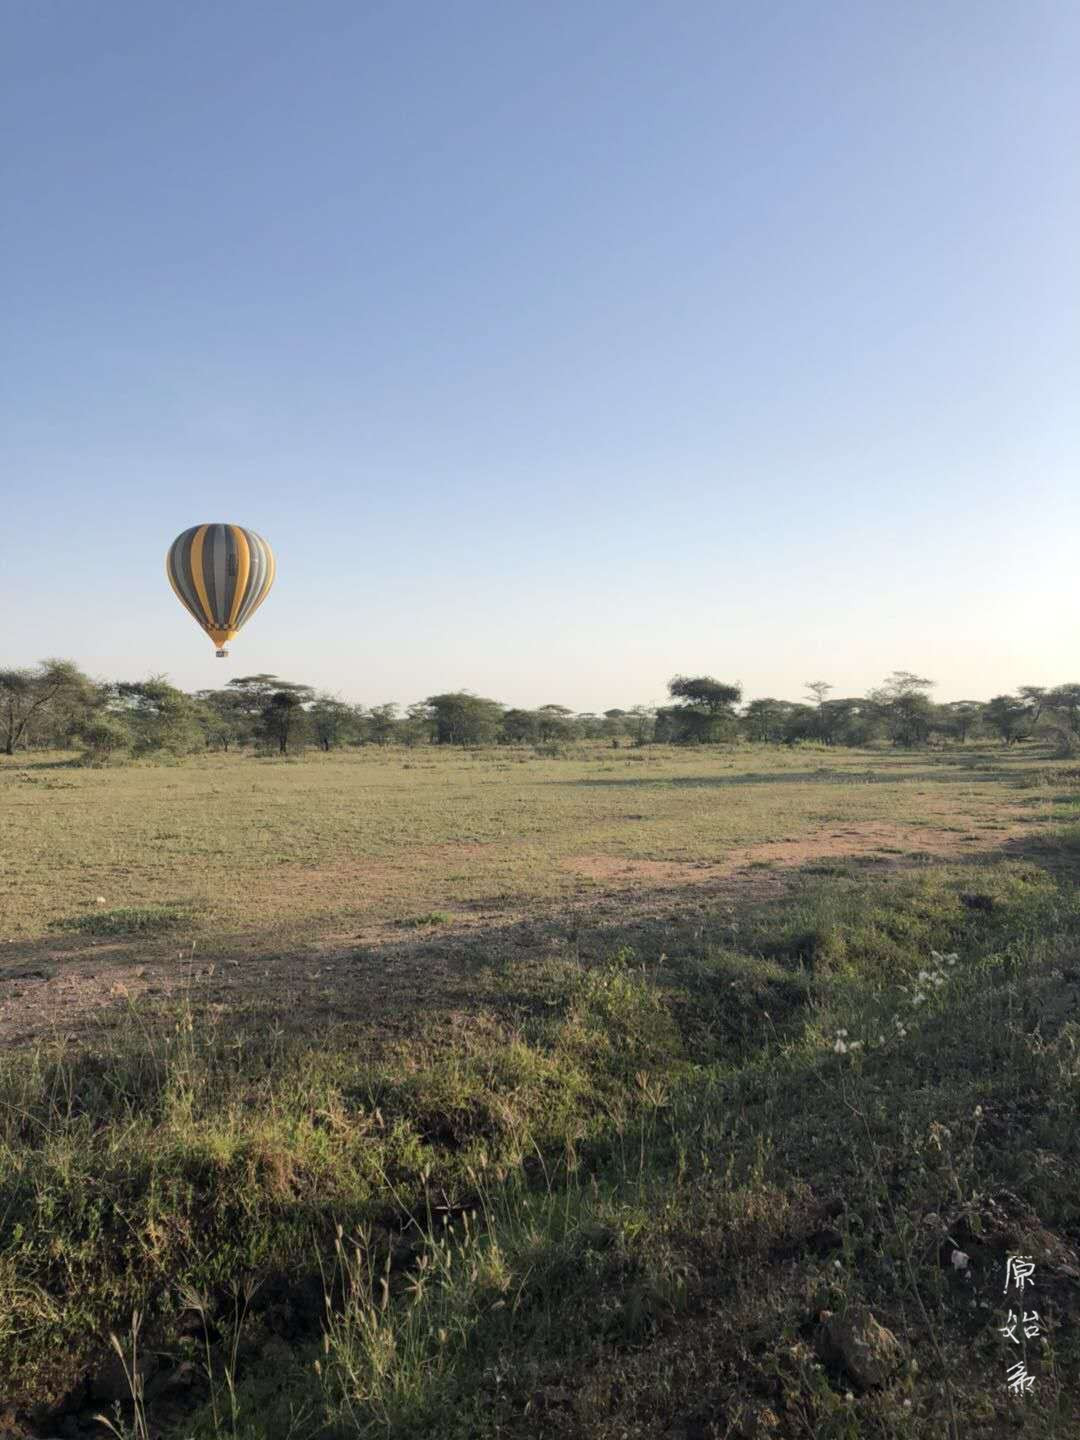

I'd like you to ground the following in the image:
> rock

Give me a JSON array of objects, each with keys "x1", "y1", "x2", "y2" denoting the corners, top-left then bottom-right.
[
  {"x1": 817, "y1": 1306, "x2": 904, "y2": 1389},
  {"x1": 960, "y1": 892, "x2": 994, "y2": 913},
  {"x1": 145, "y1": 1359, "x2": 196, "y2": 1402},
  {"x1": 669, "y1": 1424, "x2": 709, "y2": 1440},
  {"x1": 733, "y1": 1405, "x2": 781, "y2": 1438},
  {"x1": 0, "y1": 1407, "x2": 28, "y2": 1440},
  {"x1": 174, "y1": 1306, "x2": 208, "y2": 1337},
  {"x1": 529, "y1": 1386, "x2": 573, "y2": 1413},
  {"x1": 88, "y1": 1348, "x2": 151, "y2": 1404}
]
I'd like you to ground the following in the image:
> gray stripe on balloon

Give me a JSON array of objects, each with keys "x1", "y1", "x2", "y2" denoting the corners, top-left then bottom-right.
[
  {"x1": 209, "y1": 523, "x2": 228, "y2": 625},
  {"x1": 170, "y1": 530, "x2": 204, "y2": 623},
  {"x1": 223, "y1": 524, "x2": 240, "y2": 622}
]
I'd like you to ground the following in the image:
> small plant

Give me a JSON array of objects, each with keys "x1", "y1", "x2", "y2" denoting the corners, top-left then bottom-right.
[
  {"x1": 93, "y1": 1311, "x2": 149, "y2": 1440},
  {"x1": 400, "y1": 911, "x2": 453, "y2": 929}
]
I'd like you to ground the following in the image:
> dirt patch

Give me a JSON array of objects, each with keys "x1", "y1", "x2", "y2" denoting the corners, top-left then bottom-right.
[{"x1": 561, "y1": 819, "x2": 1033, "y2": 886}]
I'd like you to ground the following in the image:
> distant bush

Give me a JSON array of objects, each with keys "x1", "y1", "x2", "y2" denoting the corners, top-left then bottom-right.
[
  {"x1": 532, "y1": 741, "x2": 566, "y2": 758},
  {"x1": 75, "y1": 716, "x2": 131, "y2": 766}
]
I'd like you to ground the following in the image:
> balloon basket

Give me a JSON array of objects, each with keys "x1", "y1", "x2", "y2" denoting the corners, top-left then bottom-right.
[{"x1": 215, "y1": 648, "x2": 229, "y2": 658}]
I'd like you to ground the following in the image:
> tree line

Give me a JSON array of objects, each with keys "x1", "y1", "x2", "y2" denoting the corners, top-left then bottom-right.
[{"x1": 2, "y1": 661, "x2": 1079, "y2": 761}]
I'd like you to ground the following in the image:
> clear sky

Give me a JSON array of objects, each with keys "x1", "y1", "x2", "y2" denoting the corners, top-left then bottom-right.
[{"x1": 3, "y1": 1, "x2": 1078, "y2": 712}]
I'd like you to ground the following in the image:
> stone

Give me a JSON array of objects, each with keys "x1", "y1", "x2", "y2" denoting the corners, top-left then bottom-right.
[
  {"x1": 817, "y1": 1305, "x2": 904, "y2": 1389},
  {"x1": 734, "y1": 1406, "x2": 781, "y2": 1438},
  {"x1": 145, "y1": 1359, "x2": 196, "y2": 1402},
  {"x1": 88, "y1": 1348, "x2": 151, "y2": 1404}
]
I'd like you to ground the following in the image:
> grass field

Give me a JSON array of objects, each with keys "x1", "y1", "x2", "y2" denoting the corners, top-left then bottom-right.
[{"x1": 0, "y1": 742, "x2": 1078, "y2": 1438}]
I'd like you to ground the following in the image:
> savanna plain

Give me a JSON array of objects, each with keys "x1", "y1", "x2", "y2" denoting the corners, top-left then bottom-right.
[{"x1": 1, "y1": 742, "x2": 1078, "y2": 1439}]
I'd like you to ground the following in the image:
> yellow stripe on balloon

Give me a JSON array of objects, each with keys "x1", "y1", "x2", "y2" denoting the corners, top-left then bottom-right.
[
  {"x1": 263, "y1": 541, "x2": 276, "y2": 602},
  {"x1": 189, "y1": 525, "x2": 215, "y2": 628},
  {"x1": 227, "y1": 526, "x2": 250, "y2": 628}
]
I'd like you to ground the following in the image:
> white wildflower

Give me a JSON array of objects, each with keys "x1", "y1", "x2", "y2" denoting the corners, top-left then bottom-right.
[
  {"x1": 96, "y1": 896, "x2": 107, "y2": 904},
  {"x1": 951, "y1": 1250, "x2": 970, "y2": 1271},
  {"x1": 848, "y1": 1040, "x2": 863, "y2": 1050},
  {"x1": 834, "y1": 1039, "x2": 848, "y2": 1054}
]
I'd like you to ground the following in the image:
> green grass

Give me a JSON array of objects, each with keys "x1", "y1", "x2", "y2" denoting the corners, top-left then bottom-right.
[
  {"x1": 1, "y1": 743, "x2": 1078, "y2": 1438},
  {"x1": 399, "y1": 911, "x2": 454, "y2": 929},
  {"x1": 2, "y1": 867, "x2": 1078, "y2": 1436},
  {"x1": 0, "y1": 741, "x2": 1048, "y2": 943},
  {"x1": 48, "y1": 903, "x2": 196, "y2": 936}
]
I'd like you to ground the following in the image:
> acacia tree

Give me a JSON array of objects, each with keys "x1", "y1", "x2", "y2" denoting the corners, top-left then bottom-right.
[
  {"x1": 663, "y1": 676, "x2": 742, "y2": 743},
  {"x1": 424, "y1": 692, "x2": 504, "y2": 746},
  {"x1": 401, "y1": 702, "x2": 434, "y2": 747},
  {"x1": 536, "y1": 704, "x2": 575, "y2": 743},
  {"x1": 600, "y1": 709, "x2": 628, "y2": 741},
  {"x1": 939, "y1": 701, "x2": 983, "y2": 744},
  {"x1": 781, "y1": 703, "x2": 817, "y2": 745},
  {"x1": 113, "y1": 678, "x2": 203, "y2": 756},
  {"x1": 626, "y1": 705, "x2": 657, "y2": 744},
  {"x1": 1036, "y1": 685, "x2": 1080, "y2": 755},
  {"x1": 225, "y1": 675, "x2": 285, "y2": 738},
  {"x1": 1018, "y1": 686, "x2": 1048, "y2": 727},
  {"x1": 743, "y1": 698, "x2": 790, "y2": 743},
  {"x1": 804, "y1": 681, "x2": 833, "y2": 742},
  {"x1": 867, "y1": 672, "x2": 935, "y2": 747},
  {"x1": 0, "y1": 659, "x2": 98, "y2": 754},
  {"x1": 366, "y1": 703, "x2": 401, "y2": 745},
  {"x1": 192, "y1": 689, "x2": 249, "y2": 751},
  {"x1": 1045, "y1": 685, "x2": 1080, "y2": 733},
  {"x1": 500, "y1": 708, "x2": 539, "y2": 744},
  {"x1": 983, "y1": 695, "x2": 1029, "y2": 745},
  {"x1": 261, "y1": 685, "x2": 314, "y2": 754},
  {"x1": 224, "y1": 675, "x2": 313, "y2": 754},
  {"x1": 309, "y1": 695, "x2": 356, "y2": 751}
]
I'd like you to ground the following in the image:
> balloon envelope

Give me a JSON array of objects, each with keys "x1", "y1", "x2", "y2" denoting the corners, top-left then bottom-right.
[{"x1": 166, "y1": 524, "x2": 275, "y2": 653}]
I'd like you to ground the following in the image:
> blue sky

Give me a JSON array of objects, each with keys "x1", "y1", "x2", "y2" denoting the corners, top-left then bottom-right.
[{"x1": 3, "y1": 1, "x2": 1078, "y2": 711}]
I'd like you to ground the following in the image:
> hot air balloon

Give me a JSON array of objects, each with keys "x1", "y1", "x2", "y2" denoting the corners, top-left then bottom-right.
[{"x1": 166, "y1": 524, "x2": 275, "y2": 657}]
